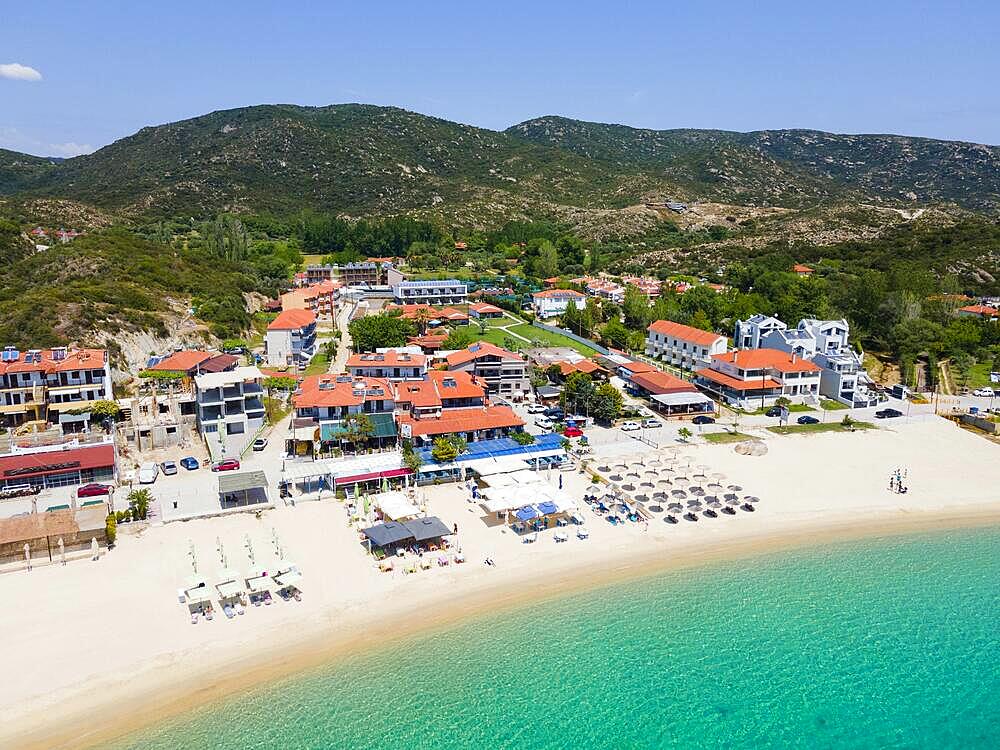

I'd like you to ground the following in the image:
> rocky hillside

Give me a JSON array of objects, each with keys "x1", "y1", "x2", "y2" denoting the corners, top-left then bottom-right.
[
  {"x1": 5, "y1": 104, "x2": 998, "y2": 222},
  {"x1": 508, "y1": 116, "x2": 1000, "y2": 210}
]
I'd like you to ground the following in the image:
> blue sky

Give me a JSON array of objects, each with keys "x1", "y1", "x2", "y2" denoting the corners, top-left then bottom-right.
[{"x1": 2, "y1": 1, "x2": 998, "y2": 156}]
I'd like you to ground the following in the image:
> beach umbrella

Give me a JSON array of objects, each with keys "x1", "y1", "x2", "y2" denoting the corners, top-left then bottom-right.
[
  {"x1": 690, "y1": 486, "x2": 705, "y2": 496},
  {"x1": 640, "y1": 480, "x2": 655, "y2": 489},
  {"x1": 648, "y1": 504, "x2": 663, "y2": 513},
  {"x1": 744, "y1": 495, "x2": 761, "y2": 504},
  {"x1": 707, "y1": 482, "x2": 724, "y2": 490},
  {"x1": 58, "y1": 537, "x2": 65, "y2": 566},
  {"x1": 687, "y1": 498, "x2": 702, "y2": 507},
  {"x1": 725, "y1": 496, "x2": 741, "y2": 506},
  {"x1": 711, "y1": 472, "x2": 725, "y2": 480},
  {"x1": 671, "y1": 489, "x2": 687, "y2": 498},
  {"x1": 515, "y1": 506, "x2": 539, "y2": 522},
  {"x1": 656, "y1": 478, "x2": 672, "y2": 488},
  {"x1": 706, "y1": 499, "x2": 723, "y2": 508},
  {"x1": 724, "y1": 492, "x2": 739, "y2": 501},
  {"x1": 667, "y1": 502, "x2": 683, "y2": 511},
  {"x1": 609, "y1": 474, "x2": 624, "y2": 482},
  {"x1": 91, "y1": 537, "x2": 99, "y2": 561},
  {"x1": 23, "y1": 543, "x2": 31, "y2": 571},
  {"x1": 633, "y1": 494, "x2": 650, "y2": 503},
  {"x1": 537, "y1": 501, "x2": 558, "y2": 516},
  {"x1": 596, "y1": 465, "x2": 611, "y2": 473},
  {"x1": 621, "y1": 483, "x2": 636, "y2": 492},
  {"x1": 559, "y1": 474, "x2": 563, "y2": 490},
  {"x1": 625, "y1": 471, "x2": 641, "y2": 480},
  {"x1": 644, "y1": 469, "x2": 658, "y2": 477},
  {"x1": 653, "y1": 491, "x2": 668, "y2": 499},
  {"x1": 727, "y1": 484, "x2": 743, "y2": 492}
]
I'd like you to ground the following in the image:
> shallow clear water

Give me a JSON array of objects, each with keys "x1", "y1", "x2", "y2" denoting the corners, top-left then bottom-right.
[{"x1": 114, "y1": 528, "x2": 1000, "y2": 749}]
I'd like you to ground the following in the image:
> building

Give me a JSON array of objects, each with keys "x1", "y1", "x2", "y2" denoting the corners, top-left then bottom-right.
[
  {"x1": 265, "y1": 309, "x2": 318, "y2": 368},
  {"x1": 396, "y1": 405, "x2": 524, "y2": 447},
  {"x1": 407, "y1": 333, "x2": 448, "y2": 354},
  {"x1": 531, "y1": 289, "x2": 588, "y2": 319},
  {"x1": 193, "y1": 366, "x2": 266, "y2": 459},
  {"x1": 340, "y1": 261, "x2": 405, "y2": 288},
  {"x1": 957, "y1": 304, "x2": 999, "y2": 320},
  {"x1": 734, "y1": 314, "x2": 787, "y2": 350},
  {"x1": 622, "y1": 276, "x2": 662, "y2": 298},
  {"x1": 292, "y1": 374, "x2": 397, "y2": 450},
  {"x1": 393, "y1": 370, "x2": 487, "y2": 419},
  {"x1": 0, "y1": 347, "x2": 112, "y2": 432},
  {"x1": 393, "y1": 279, "x2": 468, "y2": 306},
  {"x1": 304, "y1": 264, "x2": 337, "y2": 285},
  {"x1": 551, "y1": 359, "x2": 609, "y2": 381},
  {"x1": 148, "y1": 350, "x2": 238, "y2": 377},
  {"x1": 694, "y1": 349, "x2": 821, "y2": 410},
  {"x1": 614, "y1": 359, "x2": 659, "y2": 385},
  {"x1": 280, "y1": 281, "x2": 339, "y2": 318},
  {"x1": 0, "y1": 443, "x2": 117, "y2": 491},
  {"x1": 346, "y1": 350, "x2": 428, "y2": 381},
  {"x1": 469, "y1": 302, "x2": 504, "y2": 319},
  {"x1": 793, "y1": 264, "x2": 814, "y2": 277},
  {"x1": 386, "y1": 304, "x2": 469, "y2": 326},
  {"x1": 627, "y1": 370, "x2": 715, "y2": 418},
  {"x1": 445, "y1": 343, "x2": 531, "y2": 399},
  {"x1": 645, "y1": 320, "x2": 728, "y2": 371}
]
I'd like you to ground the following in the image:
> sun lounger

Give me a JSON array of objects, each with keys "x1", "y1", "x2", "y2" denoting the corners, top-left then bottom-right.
[
  {"x1": 524, "y1": 532, "x2": 539, "y2": 544},
  {"x1": 577, "y1": 527, "x2": 589, "y2": 539},
  {"x1": 223, "y1": 604, "x2": 235, "y2": 619},
  {"x1": 554, "y1": 530, "x2": 568, "y2": 542},
  {"x1": 453, "y1": 552, "x2": 465, "y2": 563},
  {"x1": 438, "y1": 555, "x2": 449, "y2": 566},
  {"x1": 420, "y1": 557, "x2": 432, "y2": 570},
  {"x1": 405, "y1": 563, "x2": 418, "y2": 574},
  {"x1": 190, "y1": 613, "x2": 198, "y2": 624}
]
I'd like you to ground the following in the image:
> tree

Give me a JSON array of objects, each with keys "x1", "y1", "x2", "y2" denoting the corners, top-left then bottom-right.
[
  {"x1": 511, "y1": 431, "x2": 535, "y2": 445},
  {"x1": 263, "y1": 376, "x2": 298, "y2": 394},
  {"x1": 89, "y1": 400, "x2": 121, "y2": 422},
  {"x1": 775, "y1": 396, "x2": 791, "y2": 408},
  {"x1": 678, "y1": 427, "x2": 693, "y2": 442},
  {"x1": 400, "y1": 438, "x2": 423, "y2": 472},
  {"x1": 600, "y1": 319, "x2": 629, "y2": 350},
  {"x1": 534, "y1": 241, "x2": 559, "y2": 279},
  {"x1": 431, "y1": 435, "x2": 466, "y2": 463},
  {"x1": 127, "y1": 489, "x2": 152, "y2": 521},
  {"x1": 688, "y1": 309, "x2": 713, "y2": 332},
  {"x1": 561, "y1": 372, "x2": 597, "y2": 414},
  {"x1": 622, "y1": 284, "x2": 650, "y2": 331},
  {"x1": 341, "y1": 413, "x2": 375, "y2": 446},
  {"x1": 442, "y1": 326, "x2": 476, "y2": 349},
  {"x1": 105, "y1": 513, "x2": 116, "y2": 547},
  {"x1": 591, "y1": 383, "x2": 624, "y2": 424},
  {"x1": 348, "y1": 313, "x2": 416, "y2": 351},
  {"x1": 560, "y1": 300, "x2": 583, "y2": 334}
]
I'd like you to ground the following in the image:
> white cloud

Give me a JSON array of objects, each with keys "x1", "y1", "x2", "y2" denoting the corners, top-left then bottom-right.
[
  {"x1": 0, "y1": 127, "x2": 94, "y2": 157},
  {"x1": 0, "y1": 63, "x2": 43, "y2": 81}
]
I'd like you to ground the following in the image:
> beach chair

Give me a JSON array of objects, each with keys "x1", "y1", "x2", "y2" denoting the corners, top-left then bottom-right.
[
  {"x1": 420, "y1": 557, "x2": 432, "y2": 570},
  {"x1": 524, "y1": 532, "x2": 539, "y2": 544},
  {"x1": 453, "y1": 551, "x2": 465, "y2": 564},
  {"x1": 554, "y1": 530, "x2": 568, "y2": 543},
  {"x1": 405, "y1": 563, "x2": 418, "y2": 574},
  {"x1": 577, "y1": 527, "x2": 589, "y2": 540},
  {"x1": 379, "y1": 559, "x2": 394, "y2": 573},
  {"x1": 438, "y1": 555, "x2": 449, "y2": 566}
]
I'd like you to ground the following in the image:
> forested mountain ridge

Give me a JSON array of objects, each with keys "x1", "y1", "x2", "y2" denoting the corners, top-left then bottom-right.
[{"x1": 3, "y1": 104, "x2": 998, "y2": 223}]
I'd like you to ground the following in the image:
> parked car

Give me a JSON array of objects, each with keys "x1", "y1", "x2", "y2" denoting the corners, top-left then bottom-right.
[
  {"x1": 534, "y1": 416, "x2": 554, "y2": 429},
  {"x1": 972, "y1": 387, "x2": 994, "y2": 397},
  {"x1": 179, "y1": 456, "x2": 199, "y2": 471},
  {"x1": 526, "y1": 403, "x2": 547, "y2": 414},
  {"x1": 252, "y1": 438, "x2": 268, "y2": 451},
  {"x1": 0, "y1": 483, "x2": 41, "y2": 498},
  {"x1": 212, "y1": 459, "x2": 241, "y2": 472},
  {"x1": 77, "y1": 483, "x2": 112, "y2": 498},
  {"x1": 642, "y1": 418, "x2": 662, "y2": 429},
  {"x1": 765, "y1": 406, "x2": 783, "y2": 417},
  {"x1": 797, "y1": 415, "x2": 820, "y2": 425},
  {"x1": 620, "y1": 421, "x2": 641, "y2": 431},
  {"x1": 161, "y1": 460, "x2": 178, "y2": 475},
  {"x1": 692, "y1": 415, "x2": 716, "y2": 425},
  {"x1": 544, "y1": 407, "x2": 565, "y2": 419},
  {"x1": 563, "y1": 426, "x2": 584, "y2": 438},
  {"x1": 137, "y1": 462, "x2": 159, "y2": 484},
  {"x1": 875, "y1": 408, "x2": 903, "y2": 419}
]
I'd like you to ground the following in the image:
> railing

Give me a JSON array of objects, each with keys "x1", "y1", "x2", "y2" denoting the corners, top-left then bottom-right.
[{"x1": 531, "y1": 322, "x2": 610, "y2": 356}]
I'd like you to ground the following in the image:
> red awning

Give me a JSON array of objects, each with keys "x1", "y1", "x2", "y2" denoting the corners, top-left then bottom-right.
[
  {"x1": 0, "y1": 444, "x2": 115, "y2": 479},
  {"x1": 335, "y1": 468, "x2": 412, "y2": 484}
]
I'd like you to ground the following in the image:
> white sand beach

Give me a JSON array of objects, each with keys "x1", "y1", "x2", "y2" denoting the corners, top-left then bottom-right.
[{"x1": 2, "y1": 418, "x2": 999, "y2": 750}]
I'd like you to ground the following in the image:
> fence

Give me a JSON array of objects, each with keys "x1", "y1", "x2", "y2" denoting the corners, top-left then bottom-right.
[{"x1": 531, "y1": 322, "x2": 610, "y2": 356}]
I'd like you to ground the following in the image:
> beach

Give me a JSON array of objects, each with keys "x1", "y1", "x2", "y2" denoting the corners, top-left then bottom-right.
[{"x1": 3, "y1": 418, "x2": 1000, "y2": 750}]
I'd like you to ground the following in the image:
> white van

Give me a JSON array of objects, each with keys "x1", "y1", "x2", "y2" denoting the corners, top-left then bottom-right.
[{"x1": 138, "y1": 462, "x2": 159, "y2": 484}]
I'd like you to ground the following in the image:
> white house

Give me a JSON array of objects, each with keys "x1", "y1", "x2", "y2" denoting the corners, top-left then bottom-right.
[
  {"x1": 194, "y1": 366, "x2": 266, "y2": 459},
  {"x1": 733, "y1": 314, "x2": 786, "y2": 350},
  {"x1": 346, "y1": 349, "x2": 428, "y2": 381},
  {"x1": 645, "y1": 320, "x2": 728, "y2": 371},
  {"x1": 694, "y1": 349, "x2": 822, "y2": 410},
  {"x1": 392, "y1": 279, "x2": 468, "y2": 306},
  {"x1": 531, "y1": 289, "x2": 588, "y2": 319},
  {"x1": 266, "y1": 309, "x2": 318, "y2": 368}
]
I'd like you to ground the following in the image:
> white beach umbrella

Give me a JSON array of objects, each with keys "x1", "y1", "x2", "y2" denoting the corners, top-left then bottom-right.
[
  {"x1": 23, "y1": 543, "x2": 31, "y2": 571},
  {"x1": 58, "y1": 537, "x2": 65, "y2": 566},
  {"x1": 91, "y1": 537, "x2": 99, "y2": 561}
]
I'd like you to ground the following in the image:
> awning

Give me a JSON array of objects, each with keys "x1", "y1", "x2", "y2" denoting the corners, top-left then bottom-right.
[
  {"x1": 275, "y1": 570, "x2": 302, "y2": 587},
  {"x1": 218, "y1": 470, "x2": 268, "y2": 494},
  {"x1": 338, "y1": 468, "x2": 412, "y2": 485},
  {"x1": 362, "y1": 522, "x2": 414, "y2": 548},
  {"x1": 374, "y1": 491, "x2": 420, "y2": 520},
  {"x1": 245, "y1": 574, "x2": 270, "y2": 592},
  {"x1": 320, "y1": 413, "x2": 397, "y2": 441},
  {"x1": 651, "y1": 392, "x2": 715, "y2": 407},
  {"x1": 537, "y1": 501, "x2": 558, "y2": 515},
  {"x1": 403, "y1": 516, "x2": 452, "y2": 542},
  {"x1": 515, "y1": 505, "x2": 538, "y2": 521}
]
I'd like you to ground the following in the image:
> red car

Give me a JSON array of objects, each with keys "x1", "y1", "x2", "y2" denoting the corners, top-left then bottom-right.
[
  {"x1": 563, "y1": 426, "x2": 584, "y2": 438},
  {"x1": 77, "y1": 483, "x2": 112, "y2": 498},
  {"x1": 211, "y1": 459, "x2": 241, "y2": 472}
]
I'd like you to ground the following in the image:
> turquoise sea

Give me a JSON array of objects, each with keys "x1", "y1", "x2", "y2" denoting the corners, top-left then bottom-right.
[{"x1": 114, "y1": 528, "x2": 1000, "y2": 749}]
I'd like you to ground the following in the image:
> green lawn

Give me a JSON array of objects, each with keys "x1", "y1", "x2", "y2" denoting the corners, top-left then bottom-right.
[
  {"x1": 505, "y1": 324, "x2": 599, "y2": 356},
  {"x1": 819, "y1": 398, "x2": 850, "y2": 410},
  {"x1": 740, "y1": 403, "x2": 814, "y2": 415},
  {"x1": 964, "y1": 362, "x2": 995, "y2": 389},
  {"x1": 767, "y1": 421, "x2": 874, "y2": 435},
  {"x1": 703, "y1": 431, "x2": 755, "y2": 444},
  {"x1": 303, "y1": 351, "x2": 331, "y2": 376}
]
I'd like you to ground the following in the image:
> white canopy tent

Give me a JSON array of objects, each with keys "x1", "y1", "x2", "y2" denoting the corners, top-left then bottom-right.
[
  {"x1": 373, "y1": 490, "x2": 420, "y2": 520},
  {"x1": 215, "y1": 569, "x2": 244, "y2": 600}
]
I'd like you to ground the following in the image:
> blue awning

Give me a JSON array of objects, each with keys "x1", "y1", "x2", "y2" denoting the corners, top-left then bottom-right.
[
  {"x1": 536, "y1": 501, "x2": 558, "y2": 515},
  {"x1": 515, "y1": 506, "x2": 538, "y2": 521}
]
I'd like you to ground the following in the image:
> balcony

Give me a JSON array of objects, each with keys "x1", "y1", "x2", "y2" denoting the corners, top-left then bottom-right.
[
  {"x1": 222, "y1": 386, "x2": 243, "y2": 400},
  {"x1": 198, "y1": 388, "x2": 224, "y2": 405},
  {"x1": 245, "y1": 398, "x2": 265, "y2": 414},
  {"x1": 200, "y1": 406, "x2": 223, "y2": 422}
]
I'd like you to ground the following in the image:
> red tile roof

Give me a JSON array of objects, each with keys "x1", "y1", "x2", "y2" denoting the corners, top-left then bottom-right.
[
  {"x1": 532, "y1": 289, "x2": 587, "y2": 299},
  {"x1": 347, "y1": 351, "x2": 427, "y2": 369},
  {"x1": 150, "y1": 350, "x2": 214, "y2": 372},
  {"x1": 470, "y1": 302, "x2": 504, "y2": 315},
  {"x1": 397, "y1": 406, "x2": 523, "y2": 437},
  {"x1": 0, "y1": 348, "x2": 107, "y2": 375},
  {"x1": 630, "y1": 371, "x2": 697, "y2": 395},
  {"x1": 446, "y1": 342, "x2": 523, "y2": 367},
  {"x1": 0, "y1": 444, "x2": 115, "y2": 479},
  {"x1": 713, "y1": 349, "x2": 821, "y2": 373},
  {"x1": 647, "y1": 320, "x2": 725, "y2": 347},
  {"x1": 555, "y1": 359, "x2": 607, "y2": 376},
  {"x1": 268, "y1": 309, "x2": 316, "y2": 330},
  {"x1": 793, "y1": 264, "x2": 814, "y2": 274},
  {"x1": 696, "y1": 368, "x2": 782, "y2": 391},
  {"x1": 293, "y1": 375, "x2": 393, "y2": 409},
  {"x1": 618, "y1": 360, "x2": 658, "y2": 375},
  {"x1": 958, "y1": 304, "x2": 999, "y2": 316}
]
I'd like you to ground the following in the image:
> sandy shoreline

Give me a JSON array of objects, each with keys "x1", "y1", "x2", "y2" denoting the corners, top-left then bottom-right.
[{"x1": 3, "y1": 419, "x2": 1000, "y2": 750}]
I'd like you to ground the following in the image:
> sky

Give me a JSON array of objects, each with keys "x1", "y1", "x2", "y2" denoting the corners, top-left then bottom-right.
[{"x1": 2, "y1": 1, "x2": 999, "y2": 157}]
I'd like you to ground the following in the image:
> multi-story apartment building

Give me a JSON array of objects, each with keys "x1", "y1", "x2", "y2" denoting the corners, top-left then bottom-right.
[
  {"x1": 694, "y1": 349, "x2": 821, "y2": 410},
  {"x1": 266, "y1": 309, "x2": 318, "y2": 368},
  {"x1": 340, "y1": 261, "x2": 405, "y2": 288},
  {"x1": 734, "y1": 316, "x2": 879, "y2": 408},
  {"x1": 280, "y1": 281, "x2": 339, "y2": 318},
  {"x1": 194, "y1": 366, "x2": 266, "y2": 458},
  {"x1": 292, "y1": 375, "x2": 397, "y2": 450},
  {"x1": 304, "y1": 264, "x2": 337, "y2": 285},
  {"x1": 645, "y1": 320, "x2": 728, "y2": 371},
  {"x1": 393, "y1": 279, "x2": 468, "y2": 306},
  {"x1": 531, "y1": 289, "x2": 588, "y2": 319},
  {"x1": 445, "y1": 342, "x2": 530, "y2": 399},
  {"x1": 0, "y1": 347, "x2": 112, "y2": 432},
  {"x1": 346, "y1": 349, "x2": 428, "y2": 381}
]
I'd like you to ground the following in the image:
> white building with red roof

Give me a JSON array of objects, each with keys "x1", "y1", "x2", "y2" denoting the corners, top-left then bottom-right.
[
  {"x1": 694, "y1": 349, "x2": 821, "y2": 409},
  {"x1": 957, "y1": 304, "x2": 999, "y2": 320},
  {"x1": 445, "y1": 342, "x2": 530, "y2": 398},
  {"x1": 0, "y1": 346, "x2": 112, "y2": 431},
  {"x1": 347, "y1": 349, "x2": 428, "y2": 381},
  {"x1": 265, "y1": 309, "x2": 318, "y2": 368},
  {"x1": 531, "y1": 289, "x2": 588, "y2": 319},
  {"x1": 645, "y1": 320, "x2": 728, "y2": 371}
]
